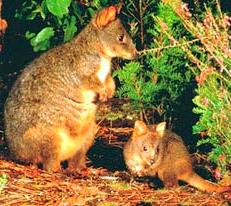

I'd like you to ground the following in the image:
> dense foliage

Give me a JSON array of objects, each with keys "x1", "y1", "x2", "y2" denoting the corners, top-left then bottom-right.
[
  {"x1": 177, "y1": 5, "x2": 231, "y2": 175},
  {"x1": 14, "y1": 0, "x2": 102, "y2": 51},
  {"x1": 114, "y1": 2, "x2": 195, "y2": 125},
  {"x1": 155, "y1": 1, "x2": 231, "y2": 175}
]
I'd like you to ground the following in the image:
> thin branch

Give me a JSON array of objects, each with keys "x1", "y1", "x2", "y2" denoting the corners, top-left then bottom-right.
[
  {"x1": 127, "y1": 0, "x2": 139, "y2": 13},
  {"x1": 139, "y1": 0, "x2": 144, "y2": 47},
  {"x1": 138, "y1": 38, "x2": 201, "y2": 55}
]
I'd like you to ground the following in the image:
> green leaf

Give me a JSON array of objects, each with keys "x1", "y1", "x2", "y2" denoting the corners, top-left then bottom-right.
[
  {"x1": 32, "y1": 27, "x2": 54, "y2": 44},
  {"x1": 30, "y1": 27, "x2": 54, "y2": 52},
  {"x1": 63, "y1": 16, "x2": 77, "y2": 42},
  {"x1": 46, "y1": 0, "x2": 71, "y2": 18},
  {"x1": 26, "y1": 10, "x2": 38, "y2": 20},
  {"x1": 41, "y1": 0, "x2": 49, "y2": 19},
  {"x1": 25, "y1": 31, "x2": 36, "y2": 39},
  {"x1": 88, "y1": 8, "x2": 95, "y2": 17},
  {"x1": 31, "y1": 40, "x2": 50, "y2": 52},
  {"x1": 193, "y1": 124, "x2": 206, "y2": 134},
  {"x1": 196, "y1": 138, "x2": 211, "y2": 146},
  {"x1": 92, "y1": 0, "x2": 101, "y2": 9},
  {"x1": 101, "y1": 0, "x2": 109, "y2": 6}
]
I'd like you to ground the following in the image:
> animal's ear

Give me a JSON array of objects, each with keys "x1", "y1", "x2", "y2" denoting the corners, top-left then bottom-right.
[
  {"x1": 92, "y1": 4, "x2": 122, "y2": 28},
  {"x1": 133, "y1": 120, "x2": 148, "y2": 137},
  {"x1": 156, "y1": 122, "x2": 166, "y2": 138}
]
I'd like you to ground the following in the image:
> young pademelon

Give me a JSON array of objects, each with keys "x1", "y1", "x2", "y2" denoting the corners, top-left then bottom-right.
[{"x1": 124, "y1": 120, "x2": 231, "y2": 193}]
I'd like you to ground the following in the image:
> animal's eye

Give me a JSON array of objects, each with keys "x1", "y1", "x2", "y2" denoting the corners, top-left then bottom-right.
[
  {"x1": 156, "y1": 145, "x2": 160, "y2": 154},
  {"x1": 143, "y1": 146, "x2": 148, "y2": 152},
  {"x1": 117, "y1": 34, "x2": 125, "y2": 43}
]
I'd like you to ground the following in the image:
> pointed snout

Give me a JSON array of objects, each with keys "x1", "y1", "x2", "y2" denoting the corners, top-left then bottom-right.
[
  {"x1": 150, "y1": 159, "x2": 156, "y2": 165},
  {"x1": 126, "y1": 46, "x2": 138, "y2": 60},
  {"x1": 131, "y1": 47, "x2": 138, "y2": 59}
]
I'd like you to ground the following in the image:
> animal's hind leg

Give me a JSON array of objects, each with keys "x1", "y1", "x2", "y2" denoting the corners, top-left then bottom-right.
[
  {"x1": 67, "y1": 134, "x2": 95, "y2": 173},
  {"x1": 68, "y1": 148, "x2": 87, "y2": 173},
  {"x1": 43, "y1": 157, "x2": 61, "y2": 172},
  {"x1": 40, "y1": 132, "x2": 62, "y2": 173},
  {"x1": 67, "y1": 122, "x2": 97, "y2": 173},
  {"x1": 162, "y1": 170, "x2": 178, "y2": 189}
]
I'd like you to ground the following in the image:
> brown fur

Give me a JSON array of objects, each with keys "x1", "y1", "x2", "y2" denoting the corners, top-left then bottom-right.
[
  {"x1": 4, "y1": 5, "x2": 137, "y2": 172},
  {"x1": 124, "y1": 121, "x2": 231, "y2": 193}
]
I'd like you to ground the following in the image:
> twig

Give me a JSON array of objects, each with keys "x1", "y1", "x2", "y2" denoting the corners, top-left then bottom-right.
[
  {"x1": 97, "y1": 126, "x2": 133, "y2": 135},
  {"x1": 139, "y1": 0, "x2": 144, "y2": 47},
  {"x1": 138, "y1": 38, "x2": 201, "y2": 55}
]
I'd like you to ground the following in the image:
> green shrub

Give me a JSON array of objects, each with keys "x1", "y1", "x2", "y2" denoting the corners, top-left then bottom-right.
[
  {"x1": 115, "y1": 0, "x2": 231, "y2": 175},
  {"x1": 164, "y1": 2, "x2": 231, "y2": 175},
  {"x1": 193, "y1": 72, "x2": 231, "y2": 174},
  {"x1": 15, "y1": 0, "x2": 113, "y2": 52},
  {"x1": 114, "y1": 2, "x2": 195, "y2": 123}
]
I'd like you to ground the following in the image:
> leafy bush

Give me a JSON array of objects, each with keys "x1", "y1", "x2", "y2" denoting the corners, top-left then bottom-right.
[
  {"x1": 158, "y1": 2, "x2": 231, "y2": 174},
  {"x1": 193, "y1": 72, "x2": 231, "y2": 174},
  {"x1": 114, "y1": 2, "x2": 195, "y2": 124},
  {"x1": 188, "y1": 7, "x2": 230, "y2": 175},
  {"x1": 15, "y1": 0, "x2": 113, "y2": 52},
  {"x1": 115, "y1": 0, "x2": 231, "y2": 175}
]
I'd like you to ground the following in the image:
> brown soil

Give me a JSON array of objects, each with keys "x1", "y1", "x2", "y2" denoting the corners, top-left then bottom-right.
[{"x1": 0, "y1": 158, "x2": 230, "y2": 206}]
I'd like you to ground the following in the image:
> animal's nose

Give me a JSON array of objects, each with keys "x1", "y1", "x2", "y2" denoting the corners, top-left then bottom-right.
[
  {"x1": 133, "y1": 48, "x2": 138, "y2": 58},
  {"x1": 150, "y1": 159, "x2": 155, "y2": 165}
]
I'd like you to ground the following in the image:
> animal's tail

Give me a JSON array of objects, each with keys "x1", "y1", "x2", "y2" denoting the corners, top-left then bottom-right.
[{"x1": 181, "y1": 172, "x2": 231, "y2": 193}]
